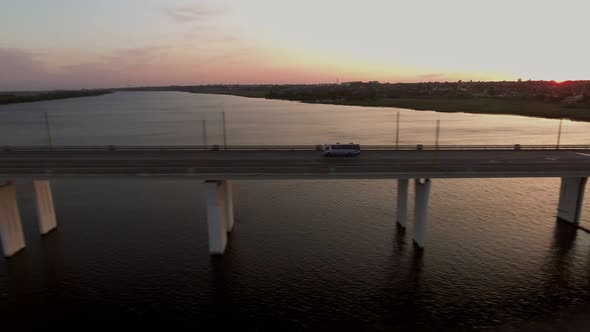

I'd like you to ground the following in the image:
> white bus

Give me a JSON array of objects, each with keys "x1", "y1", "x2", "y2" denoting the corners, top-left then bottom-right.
[{"x1": 322, "y1": 143, "x2": 361, "y2": 157}]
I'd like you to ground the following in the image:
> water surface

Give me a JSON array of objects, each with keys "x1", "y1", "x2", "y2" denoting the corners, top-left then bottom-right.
[{"x1": 1, "y1": 92, "x2": 589, "y2": 329}]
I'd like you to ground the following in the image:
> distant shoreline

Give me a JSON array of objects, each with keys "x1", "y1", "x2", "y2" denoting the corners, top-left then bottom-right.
[
  {"x1": 273, "y1": 96, "x2": 590, "y2": 122},
  {"x1": 152, "y1": 80, "x2": 590, "y2": 122},
  {"x1": 190, "y1": 91, "x2": 590, "y2": 122},
  {"x1": 0, "y1": 90, "x2": 113, "y2": 105},
  {"x1": 4, "y1": 83, "x2": 590, "y2": 123}
]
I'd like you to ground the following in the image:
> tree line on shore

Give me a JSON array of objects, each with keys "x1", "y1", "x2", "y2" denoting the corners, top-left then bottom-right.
[{"x1": 0, "y1": 90, "x2": 112, "y2": 105}]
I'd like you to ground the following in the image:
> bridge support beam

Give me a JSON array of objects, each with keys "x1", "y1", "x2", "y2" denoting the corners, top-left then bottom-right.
[
  {"x1": 33, "y1": 180, "x2": 57, "y2": 235},
  {"x1": 222, "y1": 180, "x2": 235, "y2": 232},
  {"x1": 204, "y1": 180, "x2": 235, "y2": 254},
  {"x1": 0, "y1": 182, "x2": 26, "y2": 257},
  {"x1": 413, "y1": 179, "x2": 431, "y2": 248},
  {"x1": 557, "y1": 177, "x2": 587, "y2": 224},
  {"x1": 397, "y1": 179, "x2": 409, "y2": 227}
]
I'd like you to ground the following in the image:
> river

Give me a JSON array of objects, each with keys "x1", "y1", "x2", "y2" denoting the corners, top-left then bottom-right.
[{"x1": 0, "y1": 91, "x2": 589, "y2": 329}]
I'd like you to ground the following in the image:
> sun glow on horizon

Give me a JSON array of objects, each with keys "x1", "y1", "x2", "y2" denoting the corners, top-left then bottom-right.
[{"x1": 0, "y1": 0, "x2": 589, "y2": 90}]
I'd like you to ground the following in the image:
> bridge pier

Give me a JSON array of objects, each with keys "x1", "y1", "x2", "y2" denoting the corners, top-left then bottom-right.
[
  {"x1": 0, "y1": 182, "x2": 26, "y2": 257},
  {"x1": 413, "y1": 179, "x2": 431, "y2": 248},
  {"x1": 397, "y1": 179, "x2": 409, "y2": 227},
  {"x1": 222, "y1": 180, "x2": 235, "y2": 232},
  {"x1": 557, "y1": 177, "x2": 587, "y2": 224},
  {"x1": 204, "y1": 180, "x2": 234, "y2": 254},
  {"x1": 33, "y1": 180, "x2": 57, "y2": 235}
]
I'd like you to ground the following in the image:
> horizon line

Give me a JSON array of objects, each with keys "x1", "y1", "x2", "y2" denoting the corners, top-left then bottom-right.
[{"x1": 3, "y1": 79, "x2": 589, "y2": 93}]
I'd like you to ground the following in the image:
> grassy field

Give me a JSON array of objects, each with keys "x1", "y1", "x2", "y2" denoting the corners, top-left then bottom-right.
[
  {"x1": 204, "y1": 90, "x2": 269, "y2": 98},
  {"x1": 8, "y1": 87, "x2": 586, "y2": 123},
  {"x1": 296, "y1": 97, "x2": 590, "y2": 122},
  {"x1": 207, "y1": 89, "x2": 590, "y2": 122},
  {"x1": 0, "y1": 90, "x2": 112, "y2": 105}
]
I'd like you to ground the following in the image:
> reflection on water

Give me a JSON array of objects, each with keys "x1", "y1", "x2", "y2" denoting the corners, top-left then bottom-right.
[
  {"x1": 2, "y1": 91, "x2": 590, "y2": 146},
  {"x1": 0, "y1": 92, "x2": 589, "y2": 328}
]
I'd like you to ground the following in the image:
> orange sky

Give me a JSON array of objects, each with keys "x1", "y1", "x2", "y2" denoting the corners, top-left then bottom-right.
[{"x1": 1, "y1": 0, "x2": 588, "y2": 90}]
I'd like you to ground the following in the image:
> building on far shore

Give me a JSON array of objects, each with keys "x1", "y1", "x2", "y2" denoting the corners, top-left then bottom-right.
[{"x1": 341, "y1": 81, "x2": 363, "y2": 86}]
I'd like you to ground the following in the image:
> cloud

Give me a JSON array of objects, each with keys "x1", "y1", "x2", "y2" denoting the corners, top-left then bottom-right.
[
  {"x1": 417, "y1": 73, "x2": 444, "y2": 82},
  {"x1": 0, "y1": 46, "x2": 175, "y2": 91},
  {"x1": 166, "y1": 4, "x2": 225, "y2": 23},
  {"x1": 211, "y1": 34, "x2": 240, "y2": 44},
  {"x1": 0, "y1": 48, "x2": 49, "y2": 91},
  {"x1": 116, "y1": 46, "x2": 164, "y2": 58},
  {"x1": 200, "y1": 47, "x2": 256, "y2": 64},
  {"x1": 99, "y1": 46, "x2": 166, "y2": 67},
  {"x1": 55, "y1": 46, "x2": 172, "y2": 88}
]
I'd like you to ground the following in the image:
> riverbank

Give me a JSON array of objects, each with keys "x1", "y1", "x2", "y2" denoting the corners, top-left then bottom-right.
[
  {"x1": 112, "y1": 81, "x2": 590, "y2": 121},
  {"x1": 164, "y1": 80, "x2": 590, "y2": 122},
  {"x1": 293, "y1": 97, "x2": 590, "y2": 122},
  {"x1": 196, "y1": 90, "x2": 590, "y2": 122},
  {"x1": 0, "y1": 90, "x2": 112, "y2": 105},
  {"x1": 21, "y1": 82, "x2": 584, "y2": 122}
]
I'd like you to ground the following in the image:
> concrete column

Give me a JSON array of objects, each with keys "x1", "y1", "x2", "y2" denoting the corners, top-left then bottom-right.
[
  {"x1": 397, "y1": 179, "x2": 409, "y2": 227},
  {"x1": 557, "y1": 177, "x2": 587, "y2": 224},
  {"x1": 223, "y1": 180, "x2": 235, "y2": 232},
  {"x1": 413, "y1": 179, "x2": 432, "y2": 248},
  {"x1": 0, "y1": 182, "x2": 26, "y2": 257},
  {"x1": 204, "y1": 180, "x2": 228, "y2": 254},
  {"x1": 33, "y1": 180, "x2": 57, "y2": 235}
]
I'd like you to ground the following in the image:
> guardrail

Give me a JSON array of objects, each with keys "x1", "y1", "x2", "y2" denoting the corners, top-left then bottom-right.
[{"x1": 3, "y1": 144, "x2": 590, "y2": 152}]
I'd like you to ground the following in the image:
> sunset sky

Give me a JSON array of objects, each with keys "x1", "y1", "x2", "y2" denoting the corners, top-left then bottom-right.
[{"x1": 1, "y1": 0, "x2": 589, "y2": 90}]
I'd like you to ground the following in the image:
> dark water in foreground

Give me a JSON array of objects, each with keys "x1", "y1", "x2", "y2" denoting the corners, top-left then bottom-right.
[{"x1": 1, "y1": 92, "x2": 590, "y2": 329}]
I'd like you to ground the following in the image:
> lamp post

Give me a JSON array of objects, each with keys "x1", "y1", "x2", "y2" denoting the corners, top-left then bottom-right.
[
  {"x1": 556, "y1": 118, "x2": 563, "y2": 149},
  {"x1": 222, "y1": 111, "x2": 227, "y2": 150},
  {"x1": 202, "y1": 119, "x2": 208, "y2": 147},
  {"x1": 395, "y1": 111, "x2": 400, "y2": 150},
  {"x1": 44, "y1": 111, "x2": 53, "y2": 147},
  {"x1": 435, "y1": 119, "x2": 440, "y2": 150}
]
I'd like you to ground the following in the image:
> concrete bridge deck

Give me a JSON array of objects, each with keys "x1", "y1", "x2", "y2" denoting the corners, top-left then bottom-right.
[
  {"x1": 1, "y1": 145, "x2": 589, "y2": 256},
  {"x1": 1, "y1": 146, "x2": 590, "y2": 179}
]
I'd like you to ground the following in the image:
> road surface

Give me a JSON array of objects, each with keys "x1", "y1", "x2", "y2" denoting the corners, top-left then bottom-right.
[{"x1": 2, "y1": 148, "x2": 590, "y2": 179}]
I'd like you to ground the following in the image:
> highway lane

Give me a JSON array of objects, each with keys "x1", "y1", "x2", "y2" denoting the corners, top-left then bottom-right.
[{"x1": 1, "y1": 149, "x2": 590, "y2": 178}]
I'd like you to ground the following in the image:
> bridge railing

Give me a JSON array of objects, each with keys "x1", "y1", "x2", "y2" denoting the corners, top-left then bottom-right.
[{"x1": 3, "y1": 144, "x2": 590, "y2": 152}]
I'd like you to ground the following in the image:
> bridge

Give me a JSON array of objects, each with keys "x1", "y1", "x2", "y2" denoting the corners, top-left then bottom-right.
[{"x1": 1, "y1": 144, "x2": 589, "y2": 256}]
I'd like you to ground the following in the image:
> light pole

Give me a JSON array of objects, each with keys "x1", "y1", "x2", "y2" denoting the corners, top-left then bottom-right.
[
  {"x1": 556, "y1": 118, "x2": 563, "y2": 149},
  {"x1": 222, "y1": 111, "x2": 227, "y2": 150},
  {"x1": 395, "y1": 111, "x2": 400, "y2": 150},
  {"x1": 202, "y1": 119, "x2": 208, "y2": 147},
  {"x1": 435, "y1": 119, "x2": 440, "y2": 150},
  {"x1": 44, "y1": 111, "x2": 53, "y2": 147}
]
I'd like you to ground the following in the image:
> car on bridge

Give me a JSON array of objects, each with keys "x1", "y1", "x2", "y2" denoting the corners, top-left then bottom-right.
[{"x1": 322, "y1": 143, "x2": 361, "y2": 157}]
